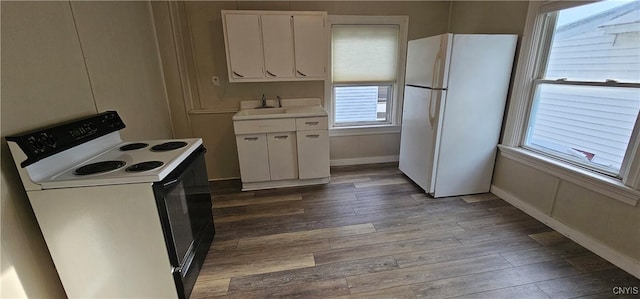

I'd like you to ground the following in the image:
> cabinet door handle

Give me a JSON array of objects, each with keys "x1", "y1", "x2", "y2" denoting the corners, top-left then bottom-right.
[
  {"x1": 297, "y1": 70, "x2": 307, "y2": 77},
  {"x1": 305, "y1": 121, "x2": 319, "y2": 125},
  {"x1": 266, "y1": 70, "x2": 277, "y2": 77},
  {"x1": 306, "y1": 134, "x2": 320, "y2": 138},
  {"x1": 274, "y1": 135, "x2": 288, "y2": 139},
  {"x1": 244, "y1": 137, "x2": 259, "y2": 141},
  {"x1": 233, "y1": 71, "x2": 244, "y2": 78}
]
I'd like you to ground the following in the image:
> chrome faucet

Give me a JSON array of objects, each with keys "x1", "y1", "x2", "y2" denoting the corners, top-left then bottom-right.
[{"x1": 257, "y1": 94, "x2": 279, "y2": 109}]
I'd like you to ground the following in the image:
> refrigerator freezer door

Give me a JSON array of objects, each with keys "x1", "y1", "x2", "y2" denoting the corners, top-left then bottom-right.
[
  {"x1": 399, "y1": 86, "x2": 445, "y2": 193},
  {"x1": 405, "y1": 33, "x2": 452, "y2": 89}
]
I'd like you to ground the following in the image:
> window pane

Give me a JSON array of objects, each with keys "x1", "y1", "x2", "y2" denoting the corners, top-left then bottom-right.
[
  {"x1": 332, "y1": 25, "x2": 399, "y2": 82},
  {"x1": 334, "y1": 85, "x2": 392, "y2": 124},
  {"x1": 544, "y1": 0, "x2": 640, "y2": 82},
  {"x1": 525, "y1": 83, "x2": 640, "y2": 173}
]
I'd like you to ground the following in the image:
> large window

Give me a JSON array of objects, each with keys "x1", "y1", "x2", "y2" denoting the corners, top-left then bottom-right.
[
  {"x1": 327, "y1": 16, "x2": 408, "y2": 130},
  {"x1": 524, "y1": 0, "x2": 640, "y2": 176},
  {"x1": 503, "y1": 0, "x2": 640, "y2": 197}
]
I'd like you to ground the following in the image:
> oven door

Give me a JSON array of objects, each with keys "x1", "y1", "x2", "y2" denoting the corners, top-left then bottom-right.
[{"x1": 153, "y1": 145, "x2": 214, "y2": 299}]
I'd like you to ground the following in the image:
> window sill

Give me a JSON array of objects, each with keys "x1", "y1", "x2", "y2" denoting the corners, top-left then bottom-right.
[
  {"x1": 329, "y1": 125, "x2": 401, "y2": 137},
  {"x1": 498, "y1": 145, "x2": 639, "y2": 207}
]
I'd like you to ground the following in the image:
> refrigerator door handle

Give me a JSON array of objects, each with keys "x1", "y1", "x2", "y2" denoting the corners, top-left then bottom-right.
[
  {"x1": 431, "y1": 46, "x2": 443, "y2": 89},
  {"x1": 428, "y1": 90, "x2": 437, "y2": 127}
]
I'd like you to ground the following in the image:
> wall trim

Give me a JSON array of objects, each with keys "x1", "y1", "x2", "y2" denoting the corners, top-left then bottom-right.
[
  {"x1": 329, "y1": 125, "x2": 401, "y2": 137},
  {"x1": 491, "y1": 185, "x2": 640, "y2": 279},
  {"x1": 330, "y1": 155, "x2": 399, "y2": 166},
  {"x1": 241, "y1": 177, "x2": 330, "y2": 191},
  {"x1": 208, "y1": 176, "x2": 240, "y2": 182},
  {"x1": 499, "y1": 145, "x2": 639, "y2": 207},
  {"x1": 189, "y1": 108, "x2": 238, "y2": 115}
]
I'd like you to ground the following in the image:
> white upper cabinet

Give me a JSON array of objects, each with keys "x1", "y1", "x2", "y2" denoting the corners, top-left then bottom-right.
[
  {"x1": 222, "y1": 10, "x2": 327, "y2": 82},
  {"x1": 261, "y1": 15, "x2": 295, "y2": 79},
  {"x1": 223, "y1": 14, "x2": 264, "y2": 79},
  {"x1": 293, "y1": 15, "x2": 326, "y2": 79}
]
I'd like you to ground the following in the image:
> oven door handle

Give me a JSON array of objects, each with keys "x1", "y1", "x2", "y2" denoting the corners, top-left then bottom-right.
[
  {"x1": 160, "y1": 146, "x2": 206, "y2": 189},
  {"x1": 163, "y1": 178, "x2": 180, "y2": 188}
]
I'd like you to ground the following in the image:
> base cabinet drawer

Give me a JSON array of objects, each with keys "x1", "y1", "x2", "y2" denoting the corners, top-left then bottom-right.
[
  {"x1": 236, "y1": 134, "x2": 270, "y2": 182},
  {"x1": 234, "y1": 118, "x2": 296, "y2": 134},
  {"x1": 296, "y1": 130, "x2": 329, "y2": 179},
  {"x1": 296, "y1": 117, "x2": 328, "y2": 131}
]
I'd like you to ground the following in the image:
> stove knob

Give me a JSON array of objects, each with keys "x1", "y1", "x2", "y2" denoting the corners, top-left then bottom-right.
[
  {"x1": 33, "y1": 140, "x2": 45, "y2": 152},
  {"x1": 42, "y1": 133, "x2": 57, "y2": 148}
]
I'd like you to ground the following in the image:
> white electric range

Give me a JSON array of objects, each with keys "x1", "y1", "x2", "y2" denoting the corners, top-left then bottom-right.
[{"x1": 6, "y1": 111, "x2": 214, "y2": 299}]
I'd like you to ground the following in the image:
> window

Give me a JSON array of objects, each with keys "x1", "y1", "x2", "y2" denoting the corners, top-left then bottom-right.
[
  {"x1": 524, "y1": 0, "x2": 640, "y2": 176},
  {"x1": 503, "y1": 0, "x2": 640, "y2": 195},
  {"x1": 327, "y1": 16, "x2": 408, "y2": 131}
]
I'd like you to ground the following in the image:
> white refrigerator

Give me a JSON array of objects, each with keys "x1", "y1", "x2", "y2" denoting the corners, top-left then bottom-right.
[{"x1": 399, "y1": 33, "x2": 517, "y2": 198}]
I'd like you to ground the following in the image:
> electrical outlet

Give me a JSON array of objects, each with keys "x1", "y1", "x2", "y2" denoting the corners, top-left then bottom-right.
[{"x1": 211, "y1": 76, "x2": 220, "y2": 86}]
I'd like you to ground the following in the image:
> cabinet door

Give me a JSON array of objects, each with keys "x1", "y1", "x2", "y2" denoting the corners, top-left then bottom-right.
[
  {"x1": 224, "y1": 14, "x2": 264, "y2": 79},
  {"x1": 293, "y1": 15, "x2": 326, "y2": 79},
  {"x1": 296, "y1": 130, "x2": 330, "y2": 179},
  {"x1": 267, "y1": 132, "x2": 298, "y2": 180},
  {"x1": 236, "y1": 134, "x2": 270, "y2": 182},
  {"x1": 261, "y1": 15, "x2": 294, "y2": 79}
]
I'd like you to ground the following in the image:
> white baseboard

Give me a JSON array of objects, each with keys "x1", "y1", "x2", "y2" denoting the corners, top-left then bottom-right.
[
  {"x1": 330, "y1": 155, "x2": 399, "y2": 166},
  {"x1": 242, "y1": 177, "x2": 330, "y2": 191},
  {"x1": 208, "y1": 176, "x2": 240, "y2": 182},
  {"x1": 491, "y1": 185, "x2": 640, "y2": 279}
]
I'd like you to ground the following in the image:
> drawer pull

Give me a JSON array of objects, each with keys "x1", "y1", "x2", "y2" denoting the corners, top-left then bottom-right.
[
  {"x1": 305, "y1": 121, "x2": 319, "y2": 126},
  {"x1": 232, "y1": 71, "x2": 244, "y2": 78},
  {"x1": 306, "y1": 134, "x2": 320, "y2": 138},
  {"x1": 266, "y1": 70, "x2": 277, "y2": 77},
  {"x1": 274, "y1": 135, "x2": 288, "y2": 140},
  {"x1": 244, "y1": 137, "x2": 259, "y2": 141}
]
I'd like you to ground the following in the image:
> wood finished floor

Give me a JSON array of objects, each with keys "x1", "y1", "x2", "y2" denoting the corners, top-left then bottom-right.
[{"x1": 192, "y1": 163, "x2": 639, "y2": 298}]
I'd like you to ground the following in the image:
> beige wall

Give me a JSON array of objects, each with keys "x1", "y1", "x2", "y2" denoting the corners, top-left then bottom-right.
[
  {"x1": 493, "y1": 155, "x2": 640, "y2": 264},
  {"x1": 163, "y1": 1, "x2": 528, "y2": 179},
  {"x1": 1, "y1": 1, "x2": 171, "y2": 297},
  {"x1": 449, "y1": 1, "x2": 529, "y2": 35},
  {"x1": 160, "y1": 1, "x2": 451, "y2": 179},
  {"x1": 70, "y1": 1, "x2": 173, "y2": 140}
]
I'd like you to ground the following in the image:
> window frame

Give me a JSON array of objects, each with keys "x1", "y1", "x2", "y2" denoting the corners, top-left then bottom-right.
[
  {"x1": 325, "y1": 15, "x2": 409, "y2": 136},
  {"x1": 501, "y1": 0, "x2": 640, "y2": 205}
]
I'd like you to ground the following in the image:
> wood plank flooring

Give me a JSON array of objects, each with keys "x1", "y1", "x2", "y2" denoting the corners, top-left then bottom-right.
[{"x1": 192, "y1": 163, "x2": 639, "y2": 298}]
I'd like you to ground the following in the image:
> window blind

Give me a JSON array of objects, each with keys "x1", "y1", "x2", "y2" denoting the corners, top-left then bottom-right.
[{"x1": 332, "y1": 25, "x2": 399, "y2": 83}]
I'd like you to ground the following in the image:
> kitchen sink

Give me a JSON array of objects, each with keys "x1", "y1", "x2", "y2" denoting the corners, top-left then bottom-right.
[{"x1": 232, "y1": 98, "x2": 327, "y2": 121}]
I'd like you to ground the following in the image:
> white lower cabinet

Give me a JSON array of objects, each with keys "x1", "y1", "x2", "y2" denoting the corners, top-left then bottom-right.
[
  {"x1": 297, "y1": 129, "x2": 330, "y2": 179},
  {"x1": 235, "y1": 134, "x2": 270, "y2": 182},
  {"x1": 234, "y1": 115, "x2": 329, "y2": 190},
  {"x1": 235, "y1": 132, "x2": 298, "y2": 182},
  {"x1": 267, "y1": 132, "x2": 298, "y2": 180}
]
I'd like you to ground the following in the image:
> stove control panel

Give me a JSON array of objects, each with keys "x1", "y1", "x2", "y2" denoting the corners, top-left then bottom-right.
[{"x1": 6, "y1": 111, "x2": 125, "y2": 167}]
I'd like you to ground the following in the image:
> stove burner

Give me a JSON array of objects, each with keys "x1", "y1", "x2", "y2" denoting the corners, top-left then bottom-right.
[
  {"x1": 74, "y1": 160, "x2": 126, "y2": 175},
  {"x1": 151, "y1": 141, "x2": 188, "y2": 152},
  {"x1": 125, "y1": 161, "x2": 164, "y2": 172},
  {"x1": 120, "y1": 143, "x2": 148, "y2": 151}
]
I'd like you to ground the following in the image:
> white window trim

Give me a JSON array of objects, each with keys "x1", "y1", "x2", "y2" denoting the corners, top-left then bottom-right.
[
  {"x1": 501, "y1": 1, "x2": 640, "y2": 206},
  {"x1": 325, "y1": 15, "x2": 409, "y2": 136}
]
